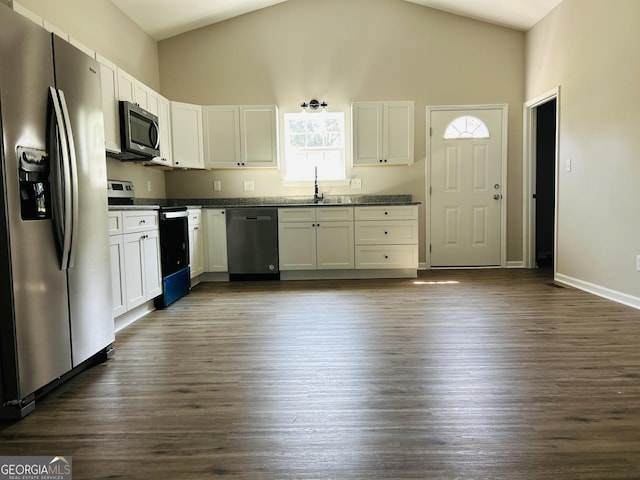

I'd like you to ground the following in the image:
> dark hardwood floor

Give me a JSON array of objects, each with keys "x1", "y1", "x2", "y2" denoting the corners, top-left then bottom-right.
[{"x1": 2, "y1": 268, "x2": 640, "y2": 479}]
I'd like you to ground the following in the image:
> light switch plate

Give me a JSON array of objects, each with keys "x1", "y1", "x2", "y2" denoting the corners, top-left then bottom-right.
[
  {"x1": 214, "y1": 180, "x2": 222, "y2": 191},
  {"x1": 565, "y1": 158, "x2": 572, "y2": 172}
]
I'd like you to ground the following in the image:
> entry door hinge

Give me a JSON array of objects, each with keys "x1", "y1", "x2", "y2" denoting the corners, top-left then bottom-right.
[
  {"x1": 429, "y1": 186, "x2": 432, "y2": 195},
  {"x1": 429, "y1": 127, "x2": 432, "y2": 137},
  {"x1": 429, "y1": 244, "x2": 432, "y2": 252}
]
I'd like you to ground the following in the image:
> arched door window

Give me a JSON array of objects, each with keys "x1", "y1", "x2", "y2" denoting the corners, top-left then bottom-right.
[{"x1": 444, "y1": 116, "x2": 490, "y2": 139}]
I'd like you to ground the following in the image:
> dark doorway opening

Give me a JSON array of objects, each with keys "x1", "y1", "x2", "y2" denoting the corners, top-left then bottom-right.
[{"x1": 535, "y1": 98, "x2": 557, "y2": 268}]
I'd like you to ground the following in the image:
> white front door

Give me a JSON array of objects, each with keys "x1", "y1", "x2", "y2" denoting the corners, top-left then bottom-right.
[{"x1": 429, "y1": 108, "x2": 505, "y2": 267}]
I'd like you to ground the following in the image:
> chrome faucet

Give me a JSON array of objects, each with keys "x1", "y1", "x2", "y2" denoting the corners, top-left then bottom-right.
[{"x1": 314, "y1": 166, "x2": 324, "y2": 204}]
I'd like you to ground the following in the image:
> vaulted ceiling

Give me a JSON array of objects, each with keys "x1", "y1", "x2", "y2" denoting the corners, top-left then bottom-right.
[{"x1": 110, "y1": 0, "x2": 562, "y2": 41}]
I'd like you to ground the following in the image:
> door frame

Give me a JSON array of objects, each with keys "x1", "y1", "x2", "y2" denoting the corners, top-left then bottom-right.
[
  {"x1": 522, "y1": 87, "x2": 560, "y2": 270},
  {"x1": 425, "y1": 104, "x2": 509, "y2": 269}
]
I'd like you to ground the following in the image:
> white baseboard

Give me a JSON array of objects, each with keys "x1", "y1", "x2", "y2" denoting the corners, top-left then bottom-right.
[
  {"x1": 506, "y1": 261, "x2": 525, "y2": 268},
  {"x1": 555, "y1": 273, "x2": 640, "y2": 311},
  {"x1": 280, "y1": 269, "x2": 418, "y2": 280},
  {"x1": 114, "y1": 300, "x2": 156, "y2": 333}
]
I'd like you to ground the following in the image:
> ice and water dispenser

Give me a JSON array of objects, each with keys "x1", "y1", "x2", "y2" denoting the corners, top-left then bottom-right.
[{"x1": 18, "y1": 146, "x2": 51, "y2": 220}]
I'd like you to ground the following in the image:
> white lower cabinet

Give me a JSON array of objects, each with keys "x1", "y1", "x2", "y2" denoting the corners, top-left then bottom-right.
[
  {"x1": 109, "y1": 228, "x2": 127, "y2": 318},
  {"x1": 354, "y1": 205, "x2": 418, "y2": 269},
  {"x1": 109, "y1": 210, "x2": 162, "y2": 317},
  {"x1": 204, "y1": 209, "x2": 228, "y2": 272},
  {"x1": 188, "y1": 209, "x2": 204, "y2": 278},
  {"x1": 123, "y1": 227, "x2": 161, "y2": 310},
  {"x1": 278, "y1": 207, "x2": 354, "y2": 270}
]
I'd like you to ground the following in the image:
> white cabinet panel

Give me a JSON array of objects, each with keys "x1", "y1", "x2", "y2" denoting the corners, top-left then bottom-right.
[
  {"x1": 171, "y1": 101, "x2": 204, "y2": 169},
  {"x1": 278, "y1": 222, "x2": 317, "y2": 270},
  {"x1": 204, "y1": 209, "x2": 228, "y2": 272},
  {"x1": 112, "y1": 210, "x2": 161, "y2": 316},
  {"x1": 97, "y1": 55, "x2": 121, "y2": 154},
  {"x1": 203, "y1": 106, "x2": 241, "y2": 168},
  {"x1": 354, "y1": 220, "x2": 418, "y2": 245},
  {"x1": 354, "y1": 205, "x2": 418, "y2": 270},
  {"x1": 204, "y1": 105, "x2": 278, "y2": 168},
  {"x1": 352, "y1": 101, "x2": 414, "y2": 165},
  {"x1": 109, "y1": 234, "x2": 126, "y2": 318},
  {"x1": 117, "y1": 69, "x2": 136, "y2": 103},
  {"x1": 278, "y1": 207, "x2": 354, "y2": 271},
  {"x1": 240, "y1": 105, "x2": 278, "y2": 167},
  {"x1": 154, "y1": 95, "x2": 173, "y2": 167},
  {"x1": 188, "y1": 209, "x2": 204, "y2": 278},
  {"x1": 143, "y1": 229, "x2": 162, "y2": 300},
  {"x1": 123, "y1": 231, "x2": 146, "y2": 310},
  {"x1": 316, "y1": 221, "x2": 354, "y2": 269},
  {"x1": 355, "y1": 245, "x2": 418, "y2": 269}
]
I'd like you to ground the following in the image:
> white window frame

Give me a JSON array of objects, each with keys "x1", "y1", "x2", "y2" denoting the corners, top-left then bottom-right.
[{"x1": 282, "y1": 111, "x2": 349, "y2": 186}]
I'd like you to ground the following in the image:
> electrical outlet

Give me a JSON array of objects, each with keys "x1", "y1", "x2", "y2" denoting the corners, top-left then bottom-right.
[
  {"x1": 243, "y1": 180, "x2": 254, "y2": 191},
  {"x1": 565, "y1": 158, "x2": 572, "y2": 172},
  {"x1": 636, "y1": 255, "x2": 640, "y2": 272},
  {"x1": 146, "y1": 180, "x2": 152, "y2": 192},
  {"x1": 214, "y1": 180, "x2": 222, "y2": 191},
  {"x1": 351, "y1": 178, "x2": 362, "y2": 189}
]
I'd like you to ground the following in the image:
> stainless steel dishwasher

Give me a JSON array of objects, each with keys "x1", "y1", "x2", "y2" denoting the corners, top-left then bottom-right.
[{"x1": 226, "y1": 208, "x2": 279, "y2": 279}]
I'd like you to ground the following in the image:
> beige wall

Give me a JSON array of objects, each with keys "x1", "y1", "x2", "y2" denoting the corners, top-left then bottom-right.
[
  {"x1": 159, "y1": 0, "x2": 525, "y2": 263},
  {"x1": 15, "y1": 0, "x2": 159, "y2": 88},
  {"x1": 16, "y1": 0, "x2": 165, "y2": 198},
  {"x1": 526, "y1": 0, "x2": 640, "y2": 300}
]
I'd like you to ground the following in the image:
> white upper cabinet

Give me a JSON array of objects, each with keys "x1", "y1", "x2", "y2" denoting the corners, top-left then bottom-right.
[
  {"x1": 154, "y1": 95, "x2": 173, "y2": 167},
  {"x1": 240, "y1": 105, "x2": 279, "y2": 167},
  {"x1": 203, "y1": 106, "x2": 241, "y2": 168},
  {"x1": 97, "y1": 55, "x2": 121, "y2": 154},
  {"x1": 352, "y1": 101, "x2": 414, "y2": 165},
  {"x1": 171, "y1": 101, "x2": 204, "y2": 169},
  {"x1": 117, "y1": 69, "x2": 136, "y2": 104},
  {"x1": 117, "y1": 68, "x2": 153, "y2": 111},
  {"x1": 204, "y1": 105, "x2": 278, "y2": 169}
]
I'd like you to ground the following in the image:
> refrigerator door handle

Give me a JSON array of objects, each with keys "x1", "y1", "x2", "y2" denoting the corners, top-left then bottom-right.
[
  {"x1": 57, "y1": 89, "x2": 79, "y2": 269},
  {"x1": 48, "y1": 87, "x2": 73, "y2": 270}
]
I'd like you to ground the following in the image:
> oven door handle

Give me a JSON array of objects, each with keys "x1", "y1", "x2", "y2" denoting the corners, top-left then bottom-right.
[{"x1": 161, "y1": 210, "x2": 188, "y2": 220}]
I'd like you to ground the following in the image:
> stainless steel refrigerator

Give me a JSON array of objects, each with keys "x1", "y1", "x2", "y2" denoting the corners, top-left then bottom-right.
[{"x1": 0, "y1": 5, "x2": 114, "y2": 419}]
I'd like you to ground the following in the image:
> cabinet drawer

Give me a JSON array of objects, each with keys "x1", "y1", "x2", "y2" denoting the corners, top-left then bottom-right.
[
  {"x1": 278, "y1": 208, "x2": 315, "y2": 223},
  {"x1": 355, "y1": 245, "x2": 418, "y2": 269},
  {"x1": 108, "y1": 211, "x2": 123, "y2": 235},
  {"x1": 316, "y1": 207, "x2": 353, "y2": 222},
  {"x1": 354, "y1": 205, "x2": 418, "y2": 221},
  {"x1": 188, "y1": 209, "x2": 202, "y2": 226},
  {"x1": 122, "y1": 211, "x2": 159, "y2": 233},
  {"x1": 355, "y1": 220, "x2": 418, "y2": 245}
]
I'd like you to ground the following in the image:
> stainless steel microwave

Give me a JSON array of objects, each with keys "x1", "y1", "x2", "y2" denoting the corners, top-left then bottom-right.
[{"x1": 118, "y1": 101, "x2": 160, "y2": 160}]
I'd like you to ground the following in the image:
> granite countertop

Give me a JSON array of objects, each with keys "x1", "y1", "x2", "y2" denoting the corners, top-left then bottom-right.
[
  {"x1": 110, "y1": 195, "x2": 419, "y2": 210},
  {"x1": 177, "y1": 195, "x2": 418, "y2": 209},
  {"x1": 108, "y1": 204, "x2": 160, "y2": 211}
]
